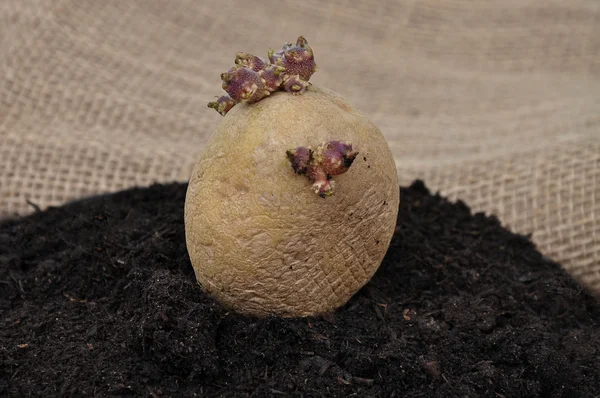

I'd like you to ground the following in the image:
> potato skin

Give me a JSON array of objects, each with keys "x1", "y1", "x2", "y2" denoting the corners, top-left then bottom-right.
[{"x1": 185, "y1": 86, "x2": 399, "y2": 317}]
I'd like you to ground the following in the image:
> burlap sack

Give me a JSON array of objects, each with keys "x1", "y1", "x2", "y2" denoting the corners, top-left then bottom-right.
[{"x1": 1, "y1": 1, "x2": 598, "y2": 293}]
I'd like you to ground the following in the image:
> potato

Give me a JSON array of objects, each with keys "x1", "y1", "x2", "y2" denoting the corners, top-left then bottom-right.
[{"x1": 185, "y1": 86, "x2": 400, "y2": 317}]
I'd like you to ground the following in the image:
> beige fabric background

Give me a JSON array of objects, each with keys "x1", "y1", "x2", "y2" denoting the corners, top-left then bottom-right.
[{"x1": 1, "y1": 1, "x2": 599, "y2": 293}]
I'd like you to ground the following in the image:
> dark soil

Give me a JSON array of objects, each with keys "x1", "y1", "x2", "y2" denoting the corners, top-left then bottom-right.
[{"x1": 1, "y1": 181, "x2": 599, "y2": 397}]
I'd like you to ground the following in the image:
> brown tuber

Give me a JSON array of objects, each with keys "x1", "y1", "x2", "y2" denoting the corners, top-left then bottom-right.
[{"x1": 186, "y1": 38, "x2": 399, "y2": 317}]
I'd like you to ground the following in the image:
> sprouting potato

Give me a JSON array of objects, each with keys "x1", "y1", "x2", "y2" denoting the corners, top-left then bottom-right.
[{"x1": 185, "y1": 38, "x2": 399, "y2": 317}]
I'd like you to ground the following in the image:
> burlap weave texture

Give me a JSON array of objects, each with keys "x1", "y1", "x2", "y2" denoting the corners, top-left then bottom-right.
[{"x1": 1, "y1": 1, "x2": 599, "y2": 293}]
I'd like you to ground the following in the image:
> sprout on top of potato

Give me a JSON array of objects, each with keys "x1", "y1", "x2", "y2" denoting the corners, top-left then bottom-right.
[
  {"x1": 186, "y1": 37, "x2": 399, "y2": 317},
  {"x1": 208, "y1": 36, "x2": 317, "y2": 115}
]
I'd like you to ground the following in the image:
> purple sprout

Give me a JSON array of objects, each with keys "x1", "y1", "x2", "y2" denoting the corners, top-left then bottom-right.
[
  {"x1": 221, "y1": 66, "x2": 270, "y2": 104},
  {"x1": 234, "y1": 52, "x2": 267, "y2": 72},
  {"x1": 283, "y1": 75, "x2": 310, "y2": 95},
  {"x1": 286, "y1": 141, "x2": 359, "y2": 198},
  {"x1": 207, "y1": 95, "x2": 237, "y2": 116},
  {"x1": 268, "y1": 36, "x2": 317, "y2": 81},
  {"x1": 208, "y1": 36, "x2": 317, "y2": 115}
]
